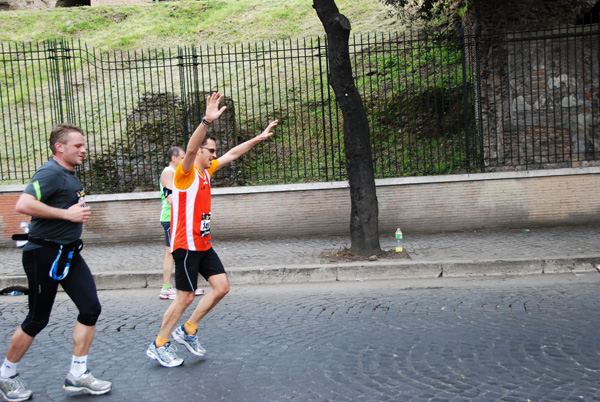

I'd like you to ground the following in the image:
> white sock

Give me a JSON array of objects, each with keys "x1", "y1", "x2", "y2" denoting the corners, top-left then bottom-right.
[
  {"x1": 70, "y1": 355, "x2": 88, "y2": 378},
  {"x1": 1, "y1": 358, "x2": 18, "y2": 379}
]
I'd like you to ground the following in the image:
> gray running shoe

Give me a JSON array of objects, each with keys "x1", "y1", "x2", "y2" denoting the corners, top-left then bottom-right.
[
  {"x1": 0, "y1": 374, "x2": 32, "y2": 402},
  {"x1": 63, "y1": 370, "x2": 111, "y2": 395},
  {"x1": 146, "y1": 341, "x2": 184, "y2": 367},
  {"x1": 172, "y1": 325, "x2": 206, "y2": 356}
]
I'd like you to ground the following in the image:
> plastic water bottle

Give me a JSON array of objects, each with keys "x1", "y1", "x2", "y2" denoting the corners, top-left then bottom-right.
[{"x1": 395, "y1": 228, "x2": 403, "y2": 252}]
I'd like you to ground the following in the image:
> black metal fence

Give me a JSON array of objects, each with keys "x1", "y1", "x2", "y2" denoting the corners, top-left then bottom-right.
[{"x1": 1, "y1": 24, "x2": 598, "y2": 194}]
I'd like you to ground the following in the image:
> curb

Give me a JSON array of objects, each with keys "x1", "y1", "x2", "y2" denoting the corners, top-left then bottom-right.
[{"x1": 1, "y1": 257, "x2": 598, "y2": 291}]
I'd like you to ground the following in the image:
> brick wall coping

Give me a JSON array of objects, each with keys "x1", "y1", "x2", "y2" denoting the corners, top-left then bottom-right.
[{"x1": 2, "y1": 166, "x2": 599, "y2": 200}]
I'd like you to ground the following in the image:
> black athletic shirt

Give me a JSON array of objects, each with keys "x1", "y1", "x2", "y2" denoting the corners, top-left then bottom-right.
[{"x1": 22, "y1": 159, "x2": 85, "y2": 249}]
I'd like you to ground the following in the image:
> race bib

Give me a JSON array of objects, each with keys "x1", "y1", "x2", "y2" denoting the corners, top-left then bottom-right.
[{"x1": 200, "y1": 213, "x2": 211, "y2": 237}]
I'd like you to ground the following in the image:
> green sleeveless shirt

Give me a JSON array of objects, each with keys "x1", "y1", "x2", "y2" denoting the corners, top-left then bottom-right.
[{"x1": 159, "y1": 166, "x2": 176, "y2": 222}]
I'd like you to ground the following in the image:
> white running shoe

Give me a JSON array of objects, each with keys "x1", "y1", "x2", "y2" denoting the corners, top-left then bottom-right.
[
  {"x1": 63, "y1": 370, "x2": 111, "y2": 395},
  {"x1": 146, "y1": 341, "x2": 184, "y2": 368},
  {"x1": 195, "y1": 288, "x2": 205, "y2": 296},
  {"x1": 159, "y1": 286, "x2": 177, "y2": 300},
  {"x1": 172, "y1": 325, "x2": 206, "y2": 356},
  {"x1": 0, "y1": 374, "x2": 32, "y2": 402}
]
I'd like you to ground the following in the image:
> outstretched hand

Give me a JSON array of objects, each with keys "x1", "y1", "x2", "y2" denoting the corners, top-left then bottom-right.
[
  {"x1": 205, "y1": 92, "x2": 227, "y2": 122},
  {"x1": 214, "y1": 120, "x2": 279, "y2": 169},
  {"x1": 256, "y1": 120, "x2": 279, "y2": 141}
]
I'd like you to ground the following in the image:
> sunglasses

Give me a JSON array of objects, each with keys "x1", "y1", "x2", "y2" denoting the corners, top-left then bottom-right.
[{"x1": 200, "y1": 147, "x2": 217, "y2": 154}]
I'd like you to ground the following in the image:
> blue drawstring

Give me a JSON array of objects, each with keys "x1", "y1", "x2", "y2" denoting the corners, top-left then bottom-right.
[{"x1": 49, "y1": 245, "x2": 72, "y2": 280}]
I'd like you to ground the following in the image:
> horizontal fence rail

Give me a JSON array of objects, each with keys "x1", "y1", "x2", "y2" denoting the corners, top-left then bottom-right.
[{"x1": 1, "y1": 24, "x2": 598, "y2": 194}]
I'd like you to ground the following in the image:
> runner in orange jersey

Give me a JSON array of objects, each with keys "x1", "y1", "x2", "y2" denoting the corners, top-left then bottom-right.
[{"x1": 146, "y1": 92, "x2": 278, "y2": 367}]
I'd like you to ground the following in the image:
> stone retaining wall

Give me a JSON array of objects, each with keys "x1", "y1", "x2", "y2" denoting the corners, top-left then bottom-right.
[{"x1": 1, "y1": 167, "x2": 599, "y2": 246}]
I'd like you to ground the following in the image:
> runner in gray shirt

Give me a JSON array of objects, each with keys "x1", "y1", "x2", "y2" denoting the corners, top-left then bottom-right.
[{"x1": 0, "y1": 124, "x2": 111, "y2": 402}]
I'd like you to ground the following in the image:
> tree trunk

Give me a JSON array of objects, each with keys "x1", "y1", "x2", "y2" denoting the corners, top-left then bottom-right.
[{"x1": 313, "y1": 0, "x2": 381, "y2": 256}]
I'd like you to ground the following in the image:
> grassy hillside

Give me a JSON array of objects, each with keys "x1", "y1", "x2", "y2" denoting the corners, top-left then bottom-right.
[
  {"x1": 3, "y1": 0, "x2": 475, "y2": 190},
  {"x1": 0, "y1": 0, "x2": 403, "y2": 50}
]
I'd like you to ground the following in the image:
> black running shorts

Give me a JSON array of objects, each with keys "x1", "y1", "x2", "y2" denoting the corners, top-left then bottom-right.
[{"x1": 172, "y1": 247, "x2": 226, "y2": 292}]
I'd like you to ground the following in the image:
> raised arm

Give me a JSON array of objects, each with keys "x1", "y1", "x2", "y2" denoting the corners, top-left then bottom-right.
[
  {"x1": 217, "y1": 120, "x2": 278, "y2": 169},
  {"x1": 181, "y1": 92, "x2": 227, "y2": 173}
]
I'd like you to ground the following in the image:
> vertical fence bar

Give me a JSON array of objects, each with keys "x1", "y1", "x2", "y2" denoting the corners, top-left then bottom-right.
[
  {"x1": 273, "y1": 40, "x2": 284, "y2": 182},
  {"x1": 1, "y1": 43, "x2": 17, "y2": 180},
  {"x1": 473, "y1": 25, "x2": 485, "y2": 170},
  {"x1": 461, "y1": 26, "x2": 471, "y2": 171},
  {"x1": 567, "y1": 26, "x2": 577, "y2": 163},
  {"x1": 595, "y1": 22, "x2": 600, "y2": 160},
  {"x1": 14, "y1": 43, "x2": 31, "y2": 180},
  {"x1": 317, "y1": 36, "x2": 330, "y2": 182}
]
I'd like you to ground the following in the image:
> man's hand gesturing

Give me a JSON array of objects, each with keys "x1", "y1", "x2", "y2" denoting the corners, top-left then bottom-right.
[{"x1": 205, "y1": 92, "x2": 227, "y2": 123}]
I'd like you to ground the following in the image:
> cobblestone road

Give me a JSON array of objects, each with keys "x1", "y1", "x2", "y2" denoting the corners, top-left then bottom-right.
[{"x1": 1, "y1": 273, "x2": 599, "y2": 401}]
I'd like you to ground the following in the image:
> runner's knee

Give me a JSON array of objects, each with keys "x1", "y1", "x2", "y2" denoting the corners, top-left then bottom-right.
[
  {"x1": 220, "y1": 283, "x2": 230, "y2": 298},
  {"x1": 21, "y1": 313, "x2": 50, "y2": 337},
  {"x1": 212, "y1": 280, "x2": 230, "y2": 299},
  {"x1": 77, "y1": 303, "x2": 101, "y2": 326},
  {"x1": 179, "y1": 291, "x2": 195, "y2": 305}
]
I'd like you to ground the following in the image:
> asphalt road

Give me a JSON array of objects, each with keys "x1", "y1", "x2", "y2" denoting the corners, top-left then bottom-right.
[{"x1": 1, "y1": 273, "x2": 599, "y2": 401}]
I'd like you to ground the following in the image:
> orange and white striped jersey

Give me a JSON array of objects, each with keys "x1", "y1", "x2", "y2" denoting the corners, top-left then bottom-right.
[{"x1": 170, "y1": 160, "x2": 219, "y2": 252}]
